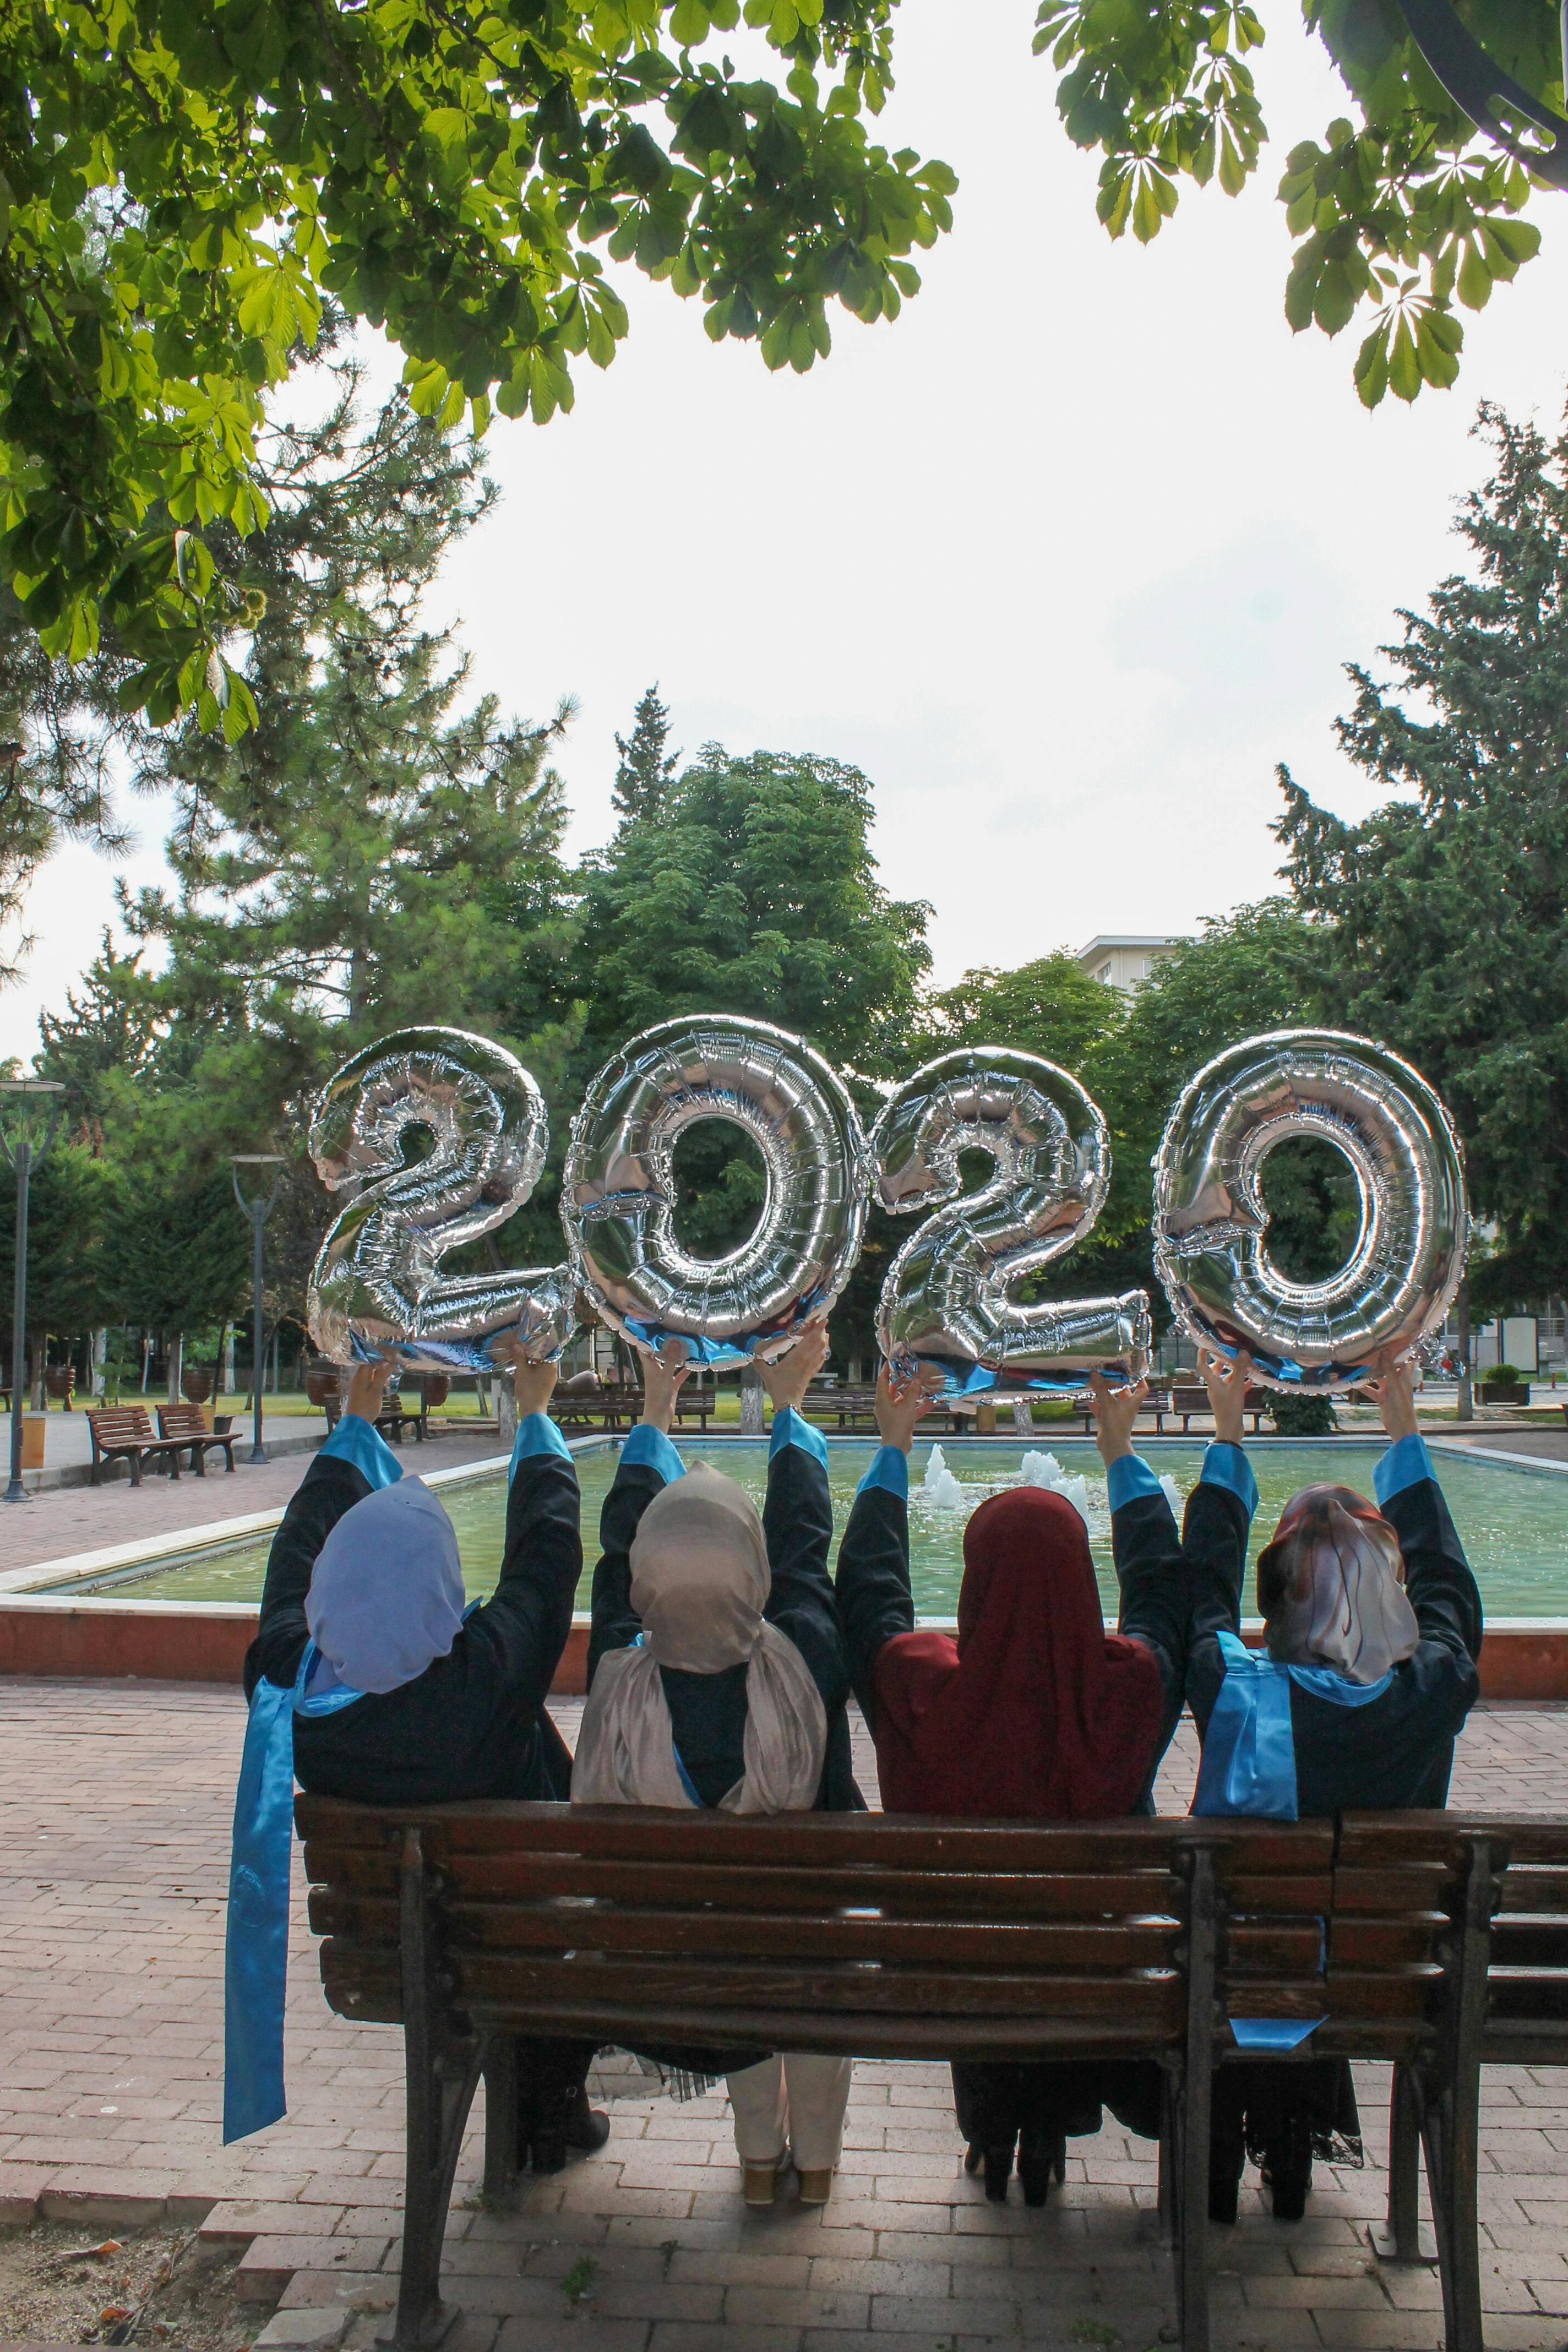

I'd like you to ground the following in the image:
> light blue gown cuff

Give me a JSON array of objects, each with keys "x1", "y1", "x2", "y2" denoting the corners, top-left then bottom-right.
[
  {"x1": 769, "y1": 1404, "x2": 829, "y2": 1468},
  {"x1": 620, "y1": 1422, "x2": 685, "y2": 1485},
  {"x1": 1106, "y1": 1453, "x2": 1163, "y2": 1512},
  {"x1": 1201, "y1": 1441, "x2": 1259, "y2": 1521},
  {"x1": 319, "y1": 1415, "x2": 403, "y2": 1491},
  {"x1": 1375, "y1": 1432, "x2": 1435, "y2": 1505},
  {"x1": 509, "y1": 1412, "x2": 573, "y2": 1477},
  {"x1": 857, "y1": 1446, "x2": 910, "y2": 1501}
]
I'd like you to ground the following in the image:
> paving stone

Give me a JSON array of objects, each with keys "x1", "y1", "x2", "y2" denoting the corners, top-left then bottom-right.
[{"x1": 252, "y1": 2309, "x2": 352, "y2": 2348}]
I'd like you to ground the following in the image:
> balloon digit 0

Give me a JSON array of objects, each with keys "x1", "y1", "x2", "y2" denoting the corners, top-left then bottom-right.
[
  {"x1": 1152, "y1": 1028, "x2": 1468, "y2": 1391},
  {"x1": 307, "y1": 1026, "x2": 580, "y2": 1369},
  {"x1": 562, "y1": 1016, "x2": 870, "y2": 1363},
  {"x1": 873, "y1": 1048, "x2": 1152, "y2": 1392}
]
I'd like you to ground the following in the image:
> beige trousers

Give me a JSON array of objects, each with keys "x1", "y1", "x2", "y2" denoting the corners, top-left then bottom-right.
[{"x1": 726, "y1": 2054, "x2": 853, "y2": 2173}]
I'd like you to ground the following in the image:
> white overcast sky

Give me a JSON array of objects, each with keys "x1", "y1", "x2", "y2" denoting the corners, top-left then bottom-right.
[{"x1": 5, "y1": 0, "x2": 1567, "y2": 1062}]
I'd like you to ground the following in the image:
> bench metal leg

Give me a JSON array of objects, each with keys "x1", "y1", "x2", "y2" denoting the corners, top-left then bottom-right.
[
  {"x1": 480, "y1": 2034, "x2": 521, "y2": 2206},
  {"x1": 1371, "y1": 2061, "x2": 1435, "y2": 2263},
  {"x1": 1156, "y1": 2065, "x2": 1178, "y2": 2250},
  {"x1": 382, "y1": 1828, "x2": 481, "y2": 2351},
  {"x1": 1175, "y1": 1844, "x2": 1217, "y2": 2351},
  {"x1": 1420, "y1": 1836, "x2": 1503, "y2": 2352}
]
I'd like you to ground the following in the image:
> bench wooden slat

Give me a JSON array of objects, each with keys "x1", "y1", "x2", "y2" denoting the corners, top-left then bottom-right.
[
  {"x1": 1499, "y1": 1869, "x2": 1568, "y2": 1912},
  {"x1": 296, "y1": 1794, "x2": 1333, "y2": 1874},
  {"x1": 1331, "y1": 1918, "x2": 1449, "y2": 1966},
  {"x1": 1489, "y1": 1921, "x2": 1568, "y2": 1967},
  {"x1": 452, "y1": 1950, "x2": 1185, "y2": 2023},
  {"x1": 434, "y1": 1855, "x2": 1187, "y2": 1918}
]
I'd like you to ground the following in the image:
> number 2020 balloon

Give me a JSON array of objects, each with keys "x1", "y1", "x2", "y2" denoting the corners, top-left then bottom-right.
[
  {"x1": 1152, "y1": 1030, "x2": 1468, "y2": 1392},
  {"x1": 873, "y1": 1048, "x2": 1151, "y2": 1392},
  {"x1": 562, "y1": 1015, "x2": 870, "y2": 1364},
  {"x1": 307, "y1": 1028, "x2": 580, "y2": 1371},
  {"x1": 304, "y1": 1016, "x2": 1467, "y2": 1389}
]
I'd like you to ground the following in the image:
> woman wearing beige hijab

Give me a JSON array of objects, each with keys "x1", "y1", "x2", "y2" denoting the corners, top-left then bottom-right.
[{"x1": 573, "y1": 1321, "x2": 858, "y2": 2208}]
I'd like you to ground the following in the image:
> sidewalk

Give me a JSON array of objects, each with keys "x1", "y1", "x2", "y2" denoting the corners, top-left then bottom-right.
[
  {"x1": 6, "y1": 1681, "x2": 1568, "y2": 2348},
  {"x1": 0, "y1": 1428, "x2": 506, "y2": 1579}
]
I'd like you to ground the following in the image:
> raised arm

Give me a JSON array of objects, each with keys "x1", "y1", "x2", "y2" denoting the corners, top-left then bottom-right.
[
  {"x1": 586, "y1": 1342, "x2": 688, "y2": 1687},
  {"x1": 834, "y1": 1362, "x2": 941, "y2": 1727},
  {"x1": 469, "y1": 1353, "x2": 584, "y2": 1714},
  {"x1": 1369, "y1": 1358, "x2": 1483, "y2": 1669},
  {"x1": 1094, "y1": 1351, "x2": 1257, "y2": 1738},
  {"x1": 247, "y1": 1360, "x2": 401, "y2": 1697},
  {"x1": 756, "y1": 1324, "x2": 842, "y2": 1703}
]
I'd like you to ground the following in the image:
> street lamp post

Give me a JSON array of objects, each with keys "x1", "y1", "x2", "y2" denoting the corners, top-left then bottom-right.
[
  {"x1": 1, "y1": 1079, "x2": 66, "y2": 1504},
  {"x1": 231, "y1": 1155, "x2": 285, "y2": 1466}
]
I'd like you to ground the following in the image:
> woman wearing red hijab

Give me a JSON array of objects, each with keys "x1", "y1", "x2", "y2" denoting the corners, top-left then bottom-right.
[{"x1": 835, "y1": 1357, "x2": 1243, "y2": 2204}]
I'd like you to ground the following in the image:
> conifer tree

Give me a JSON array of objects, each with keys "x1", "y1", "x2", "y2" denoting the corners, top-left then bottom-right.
[
  {"x1": 1276, "y1": 400, "x2": 1568, "y2": 1319},
  {"x1": 611, "y1": 684, "x2": 679, "y2": 829}
]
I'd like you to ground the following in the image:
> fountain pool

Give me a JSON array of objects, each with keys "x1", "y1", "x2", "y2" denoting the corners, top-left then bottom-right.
[{"x1": 21, "y1": 1436, "x2": 1568, "y2": 1621}]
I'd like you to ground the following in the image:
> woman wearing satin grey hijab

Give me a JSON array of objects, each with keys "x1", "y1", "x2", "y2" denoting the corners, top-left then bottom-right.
[{"x1": 1179, "y1": 1355, "x2": 1483, "y2": 2224}]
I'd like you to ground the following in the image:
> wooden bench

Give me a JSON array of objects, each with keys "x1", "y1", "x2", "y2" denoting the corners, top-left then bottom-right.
[
  {"x1": 1167, "y1": 1384, "x2": 1270, "y2": 1435},
  {"x1": 297, "y1": 1799, "x2": 1510, "y2": 2352},
  {"x1": 85, "y1": 1406, "x2": 195, "y2": 1486},
  {"x1": 157, "y1": 1402, "x2": 237, "y2": 1474}
]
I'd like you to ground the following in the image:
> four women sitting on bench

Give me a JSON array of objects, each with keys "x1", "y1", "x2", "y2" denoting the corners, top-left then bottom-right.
[{"x1": 232, "y1": 1328, "x2": 1483, "y2": 2231}]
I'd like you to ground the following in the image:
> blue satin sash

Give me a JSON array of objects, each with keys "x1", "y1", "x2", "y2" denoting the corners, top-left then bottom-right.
[
  {"x1": 222, "y1": 1647, "x2": 366, "y2": 2143},
  {"x1": 1193, "y1": 1630, "x2": 1393, "y2": 1821}
]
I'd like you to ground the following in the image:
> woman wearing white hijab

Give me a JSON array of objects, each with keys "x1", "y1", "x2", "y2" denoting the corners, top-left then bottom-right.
[
  {"x1": 226, "y1": 1349, "x2": 608, "y2": 2175},
  {"x1": 573, "y1": 1321, "x2": 858, "y2": 2209},
  {"x1": 1095, "y1": 1351, "x2": 1482, "y2": 2223}
]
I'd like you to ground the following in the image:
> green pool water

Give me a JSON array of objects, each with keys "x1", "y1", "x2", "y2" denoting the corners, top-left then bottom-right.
[{"x1": 37, "y1": 1439, "x2": 1568, "y2": 1618}]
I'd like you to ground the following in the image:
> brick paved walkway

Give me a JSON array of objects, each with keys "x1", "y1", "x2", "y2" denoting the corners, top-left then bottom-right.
[
  {"x1": 0, "y1": 1432, "x2": 507, "y2": 1580},
  {"x1": 6, "y1": 1682, "x2": 1568, "y2": 2349}
]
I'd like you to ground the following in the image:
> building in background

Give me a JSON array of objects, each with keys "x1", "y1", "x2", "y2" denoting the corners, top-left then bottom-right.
[{"x1": 1075, "y1": 934, "x2": 1190, "y2": 991}]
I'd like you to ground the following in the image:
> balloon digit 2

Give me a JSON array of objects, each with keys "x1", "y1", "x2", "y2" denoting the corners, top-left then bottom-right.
[
  {"x1": 307, "y1": 1026, "x2": 580, "y2": 1370},
  {"x1": 562, "y1": 1015, "x2": 870, "y2": 1364},
  {"x1": 872, "y1": 1047, "x2": 1151, "y2": 1392},
  {"x1": 1152, "y1": 1028, "x2": 1468, "y2": 1391}
]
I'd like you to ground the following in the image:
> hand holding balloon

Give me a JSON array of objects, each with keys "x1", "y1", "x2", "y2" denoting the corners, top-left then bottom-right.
[
  {"x1": 1199, "y1": 1346, "x2": 1254, "y2": 1448},
  {"x1": 1088, "y1": 1371, "x2": 1148, "y2": 1468},
  {"x1": 757, "y1": 1317, "x2": 830, "y2": 1415},
  {"x1": 489, "y1": 1332, "x2": 560, "y2": 1420},
  {"x1": 873, "y1": 1358, "x2": 945, "y2": 1455},
  {"x1": 344, "y1": 1357, "x2": 396, "y2": 1424},
  {"x1": 635, "y1": 1339, "x2": 692, "y2": 1434},
  {"x1": 1369, "y1": 1353, "x2": 1422, "y2": 1444}
]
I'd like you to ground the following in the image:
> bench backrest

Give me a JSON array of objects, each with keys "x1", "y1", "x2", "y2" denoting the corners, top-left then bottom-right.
[
  {"x1": 1451, "y1": 1813, "x2": 1568, "y2": 2062},
  {"x1": 159, "y1": 1404, "x2": 211, "y2": 1438},
  {"x1": 87, "y1": 1406, "x2": 157, "y2": 1446},
  {"x1": 297, "y1": 1800, "x2": 1475, "y2": 2070}
]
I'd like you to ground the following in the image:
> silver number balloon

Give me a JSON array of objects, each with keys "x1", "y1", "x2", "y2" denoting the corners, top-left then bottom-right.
[
  {"x1": 1152, "y1": 1029, "x2": 1468, "y2": 1392},
  {"x1": 562, "y1": 1015, "x2": 870, "y2": 1364},
  {"x1": 307, "y1": 1027, "x2": 580, "y2": 1370},
  {"x1": 873, "y1": 1048, "x2": 1152, "y2": 1392}
]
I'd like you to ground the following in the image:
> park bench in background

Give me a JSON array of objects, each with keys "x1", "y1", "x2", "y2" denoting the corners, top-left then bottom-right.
[
  {"x1": 85, "y1": 1406, "x2": 193, "y2": 1487},
  {"x1": 1167, "y1": 1383, "x2": 1270, "y2": 1435},
  {"x1": 156, "y1": 1402, "x2": 237, "y2": 1474},
  {"x1": 298, "y1": 1798, "x2": 1503, "y2": 2352},
  {"x1": 549, "y1": 1370, "x2": 629, "y2": 1435}
]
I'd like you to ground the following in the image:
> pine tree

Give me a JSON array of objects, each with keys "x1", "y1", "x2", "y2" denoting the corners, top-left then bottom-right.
[
  {"x1": 121, "y1": 355, "x2": 577, "y2": 1104},
  {"x1": 611, "y1": 684, "x2": 679, "y2": 829},
  {"x1": 1275, "y1": 400, "x2": 1568, "y2": 1317}
]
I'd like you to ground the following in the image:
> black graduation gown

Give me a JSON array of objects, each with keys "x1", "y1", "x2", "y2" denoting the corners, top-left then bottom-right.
[
  {"x1": 835, "y1": 1467, "x2": 1202, "y2": 2153},
  {"x1": 246, "y1": 1440, "x2": 583, "y2": 1804}
]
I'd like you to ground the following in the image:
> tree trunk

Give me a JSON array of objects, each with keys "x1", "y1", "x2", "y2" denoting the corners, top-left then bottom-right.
[
  {"x1": 739, "y1": 1364, "x2": 765, "y2": 1435},
  {"x1": 167, "y1": 1331, "x2": 183, "y2": 1406},
  {"x1": 497, "y1": 1372, "x2": 518, "y2": 1447},
  {"x1": 1455, "y1": 1281, "x2": 1473, "y2": 1424},
  {"x1": 29, "y1": 1336, "x2": 43, "y2": 1412},
  {"x1": 270, "y1": 1326, "x2": 280, "y2": 1392},
  {"x1": 91, "y1": 1329, "x2": 107, "y2": 1397},
  {"x1": 220, "y1": 1324, "x2": 235, "y2": 1395}
]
